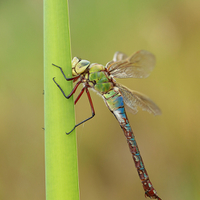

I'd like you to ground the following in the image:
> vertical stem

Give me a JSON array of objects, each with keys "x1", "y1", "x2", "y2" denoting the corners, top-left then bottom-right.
[{"x1": 44, "y1": 0, "x2": 79, "y2": 200}]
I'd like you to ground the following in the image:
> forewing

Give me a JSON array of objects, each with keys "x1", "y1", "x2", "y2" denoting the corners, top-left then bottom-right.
[
  {"x1": 105, "y1": 52, "x2": 128, "y2": 69},
  {"x1": 116, "y1": 83, "x2": 161, "y2": 115},
  {"x1": 107, "y1": 50, "x2": 156, "y2": 79},
  {"x1": 113, "y1": 51, "x2": 128, "y2": 61}
]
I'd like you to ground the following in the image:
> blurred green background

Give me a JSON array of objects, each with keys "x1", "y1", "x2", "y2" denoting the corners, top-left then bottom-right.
[{"x1": 1, "y1": 0, "x2": 200, "y2": 199}]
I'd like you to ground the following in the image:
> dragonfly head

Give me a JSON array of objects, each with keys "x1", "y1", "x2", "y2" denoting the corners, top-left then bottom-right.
[{"x1": 72, "y1": 57, "x2": 90, "y2": 76}]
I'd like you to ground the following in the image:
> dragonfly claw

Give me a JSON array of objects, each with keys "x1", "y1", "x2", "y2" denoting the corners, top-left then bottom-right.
[{"x1": 66, "y1": 126, "x2": 76, "y2": 135}]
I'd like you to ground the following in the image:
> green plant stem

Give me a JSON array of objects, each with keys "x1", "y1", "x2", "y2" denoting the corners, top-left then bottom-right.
[{"x1": 44, "y1": 0, "x2": 79, "y2": 200}]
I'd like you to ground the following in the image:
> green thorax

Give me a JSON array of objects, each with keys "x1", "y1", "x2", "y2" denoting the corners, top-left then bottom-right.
[{"x1": 88, "y1": 63, "x2": 114, "y2": 94}]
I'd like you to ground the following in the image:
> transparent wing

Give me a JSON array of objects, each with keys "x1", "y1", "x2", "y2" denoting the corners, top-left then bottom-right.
[
  {"x1": 106, "y1": 52, "x2": 128, "y2": 67},
  {"x1": 106, "y1": 50, "x2": 156, "y2": 79},
  {"x1": 113, "y1": 51, "x2": 128, "y2": 61},
  {"x1": 116, "y1": 83, "x2": 161, "y2": 115}
]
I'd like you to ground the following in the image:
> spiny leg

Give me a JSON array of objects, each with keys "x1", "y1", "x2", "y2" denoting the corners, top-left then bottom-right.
[
  {"x1": 53, "y1": 77, "x2": 82, "y2": 99},
  {"x1": 74, "y1": 86, "x2": 85, "y2": 105},
  {"x1": 52, "y1": 63, "x2": 80, "y2": 81},
  {"x1": 66, "y1": 86, "x2": 95, "y2": 135},
  {"x1": 53, "y1": 63, "x2": 95, "y2": 134}
]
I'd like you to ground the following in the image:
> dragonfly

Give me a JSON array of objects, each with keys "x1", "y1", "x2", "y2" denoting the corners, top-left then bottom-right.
[{"x1": 53, "y1": 50, "x2": 162, "y2": 200}]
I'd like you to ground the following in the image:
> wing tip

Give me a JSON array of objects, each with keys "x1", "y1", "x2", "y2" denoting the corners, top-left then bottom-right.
[{"x1": 152, "y1": 107, "x2": 162, "y2": 116}]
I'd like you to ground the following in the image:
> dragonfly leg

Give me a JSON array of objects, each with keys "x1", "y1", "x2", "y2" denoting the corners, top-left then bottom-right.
[
  {"x1": 74, "y1": 87, "x2": 85, "y2": 105},
  {"x1": 52, "y1": 63, "x2": 80, "y2": 81},
  {"x1": 66, "y1": 86, "x2": 95, "y2": 135},
  {"x1": 53, "y1": 78, "x2": 82, "y2": 99}
]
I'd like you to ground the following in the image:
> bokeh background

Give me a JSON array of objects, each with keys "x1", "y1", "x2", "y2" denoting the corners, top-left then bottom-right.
[{"x1": 1, "y1": 0, "x2": 200, "y2": 199}]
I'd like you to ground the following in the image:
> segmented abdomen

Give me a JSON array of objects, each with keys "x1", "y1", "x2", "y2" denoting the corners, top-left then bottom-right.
[{"x1": 103, "y1": 89, "x2": 161, "y2": 200}]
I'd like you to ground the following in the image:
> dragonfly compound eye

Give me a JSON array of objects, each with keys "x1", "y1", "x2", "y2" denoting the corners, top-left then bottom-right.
[
  {"x1": 75, "y1": 60, "x2": 90, "y2": 74},
  {"x1": 72, "y1": 57, "x2": 79, "y2": 68},
  {"x1": 72, "y1": 57, "x2": 90, "y2": 76}
]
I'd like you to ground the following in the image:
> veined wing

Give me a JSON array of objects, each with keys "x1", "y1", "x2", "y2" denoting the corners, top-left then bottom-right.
[
  {"x1": 106, "y1": 50, "x2": 156, "y2": 79},
  {"x1": 116, "y1": 83, "x2": 161, "y2": 115},
  {"x1": 105, "y1": 52, "x2": 128, "y2": 67},
  {"x1": 113, "y1": 51, "x2": 128, "y2": 61}
]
